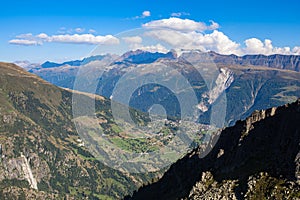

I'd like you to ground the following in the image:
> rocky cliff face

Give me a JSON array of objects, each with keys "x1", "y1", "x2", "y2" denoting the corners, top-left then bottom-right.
[
  {"x1": 197, "y1": 67, "x2": 234, "y2": 112},
  {"x1": 127, "y1": 99, "x2": 300, "y2": 200}
]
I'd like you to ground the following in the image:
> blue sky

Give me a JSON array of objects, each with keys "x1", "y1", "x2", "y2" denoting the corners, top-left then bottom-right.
[{"x1": 1, "y1": 0, "x2": 300, "y2": 63}]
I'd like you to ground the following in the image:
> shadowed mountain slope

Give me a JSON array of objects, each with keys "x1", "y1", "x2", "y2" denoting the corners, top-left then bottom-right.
[{"x1": 127, "y1": 99, "x2": 300, "y2": 200}]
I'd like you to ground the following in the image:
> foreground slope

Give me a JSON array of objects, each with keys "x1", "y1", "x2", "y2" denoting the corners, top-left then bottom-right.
[
  {"x1": 127, "y1": 99, "x2": 300, "y2": 199},
  {"x1": 0, "y1": 62, "x2": 153, "y2": 199}
]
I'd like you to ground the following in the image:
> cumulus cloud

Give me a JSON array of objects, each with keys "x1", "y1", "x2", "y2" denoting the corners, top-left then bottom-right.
[
  {"x1": 9, "y1": 39, "x2": 41, "y2": 46},
  {"x1": 292, "y1": 46, "x2": 300, "y2": 54},
  {"x1": 127, "y1": 43, "x2": 168, "y2": 53},
  {"x1": 121, "y1": 35, "x2": 167, "y2": 53},
  {"x1": 142, "y1": 11, "x2": 151, "y2": 17},
  {"x1": 48, "y1": 34, "x2": 119, "y2": 45},
  {"x1": 205, "y1": 30, "x2": 241, "y2": 54},
  {"x1": 8, "y1": 18, "x2": 300, "y2": 56},
  {"x1": 143, "y1": 17, "x2": 219, "y2": 32},
  {"x1": 15, "y1": 33, "x2": 33, "y2": 39},
  {"x1": 243, "y1": 38, "x2": 296, "y2": 55},
  {"x1": 138, "y1": 44, "x2": 168, "y2": 53},
  {"x1": 75, "y1": 28, "x2": 85, "y2": 33},
  {"x1": 132, "y1": 10, "x2": 151, "y2": 19},
  {"x1": 36, "y1": 33, "x2": 48, "y2": 39},
  {"x1": 145, "y1": 29, "x2": 241, "y2": 55},
  {"x1": 89, "y1": 29, "x2": 96, "y2": 33},
  {"x1": 142, "y1": 18, "x2": 300, "y2": 55},
  {"x1": 9, "y1": 33, "x2": 119, "y2": 46},
  {"x1": 170, "y1": 12, "x2": 190, "y2": 17}
]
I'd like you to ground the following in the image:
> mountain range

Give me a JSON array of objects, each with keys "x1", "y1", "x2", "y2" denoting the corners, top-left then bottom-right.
[
  {"x1": 2, "y1": 50, "x2": 300, "y2": 199},
  {"x1": 19, "y1": 50, "x2": 300, "y2": 72},
  {"x1": 22, "y1": 50, "x2": 300, "y2": 126}
]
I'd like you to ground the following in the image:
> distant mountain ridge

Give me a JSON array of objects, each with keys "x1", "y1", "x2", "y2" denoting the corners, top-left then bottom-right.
[
  {"x1": 206, "y1": 51, "x2": 300, "y2": 72},
  {"x1": 17, "y1": 50, "x2": 300, "y2": 73},
  {"x1": 41, "y1": 55, "x2": 107, "y2": 68},
  {"x1": 16, "y1": 50, "x2": 300, "y2": 126},
  {"x1": 35, "y1": 50, "x2": 300, "y2": 72},
  {"x1": 116, "y1": 49, "x2": 177, "y2": 64}
]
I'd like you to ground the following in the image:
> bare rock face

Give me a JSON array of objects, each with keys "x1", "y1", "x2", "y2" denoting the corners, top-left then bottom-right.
[
  {"x1": 197, "y1": 68, "x2": 234, "y2": 113},
  {"x1": 2, "y1": 112, "x2": 17, "y2": 124},
  {"x1": 243, "y1": 172, "x2": 299, "y2": 199},
  {"x1": 127, "y1": 99, "x2": 300, "y2": 200},
  {"x1": 184, "y1": 171, "x2": 238, "y2": 200}
]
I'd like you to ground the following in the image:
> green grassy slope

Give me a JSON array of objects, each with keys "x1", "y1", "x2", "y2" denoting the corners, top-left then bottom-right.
[{"x1": 0, "y1": 62, "x2": 155, "y2": 199}]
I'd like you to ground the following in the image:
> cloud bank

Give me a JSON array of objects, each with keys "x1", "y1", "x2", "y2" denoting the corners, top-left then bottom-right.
[
  {"x1": 9, "y1": 17, "x2": 300, "y2": 56},
  {"x1": 143, "y1": 17, "x2": 219, "y2": 32},
  {"x1": 142, "y1": 17, "x2": 300, "y2": 55},
  {"x1": 9, "y1": 33, "x2": 119, "y2": 46}
]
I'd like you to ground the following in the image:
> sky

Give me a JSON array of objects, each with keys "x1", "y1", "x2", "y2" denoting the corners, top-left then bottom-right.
[{"x1": 1, "y1": 0, "x2": 300, "y2": 63}]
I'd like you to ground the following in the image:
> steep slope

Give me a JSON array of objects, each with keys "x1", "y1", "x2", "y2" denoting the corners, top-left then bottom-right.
[
  {"x1": 127, "y1": 99, "x2": 300, "y2": 200},
  {"x1": 224, "y1": 65, "x2": 300, "y2": 124},
  {"x1": 0, "y1": 62, "x2": 154, "y2": 199}
]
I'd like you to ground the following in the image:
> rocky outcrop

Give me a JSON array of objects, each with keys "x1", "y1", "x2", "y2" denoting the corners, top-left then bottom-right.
[
  {"x1": 20, "y1": 154, "x2": 38, "y2": 190},
  {"x1": 197, "y1": 68, "x2": 234, "y2": 112},
  {"x1": 0, "y1": 152, "x2": 48, "y2": 190},
  {"x1": 126, "y1": 99, "x2": 300, "y2": 199},
  {"x1": 184, "y1": 171, "x2": 238, "y2": 200}
]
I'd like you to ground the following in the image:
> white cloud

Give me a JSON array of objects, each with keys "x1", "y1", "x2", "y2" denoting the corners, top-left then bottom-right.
[
  {"x1": 204, "y1": 30, "x2": 241, "y2": 55},
  {"x1": 9, "y1": 33, "x2": 119, "y2": 46},
  {"x1": 292, "y1": 46, "x2": 300, "y2": 54},
  {"x1": 57, "y1": 27, "x2": 92, "y2": 34},
  {"x1": 36, "y1": 33, "x2": 48, "y2": 39},
  {"x1": 208, "y1": 20, "x2": 220, "y2": 30},
  {"x1": 143, "y1": 17, "x2": 219, "y2": 32},
  {"x1": 138, "y1": 44, "x2": 168, "y2": 53},
  {"x1": 142, "y1": 18, "x2": 300, "y2": 55},
  {"x1": 89, "y1": 29, "x2": 96, "y2": 33},
  {"x1": 170, "y1": 12, "x2": 190, "y2": 17},
  {"x1": 8, "y1": 18, "x2": 300, "y2": 56},
  {"x1": 9, "y1": 39, "x2": 41, "y2": 46},
  {"x1": 121, "y1": 36, "x2": 167, "y2": 53},
  {"x1": 122, "y1": 36, "x2": 143, "y2": 44},
  {"x1": 243, "y1": 38, "x2": 298, "y2": 55},
  {"x1": 48, "y1": 34, "x2": 119, "y2": 45},
  {"x1": 145, "y1": 29, "x2": 241, "y2": 55},
  {"x1": 15, "y1": 33, "x2": 33, "y2": 39},
  {"x1": 142, "y1": 11, "x2": 151, "y2": 17},
  {"x1": 132, "y1": 10, "x2": 151, "y2": 19},
  {"x1": 75, "y1": 28, "x2": 85, "y2": 33}
]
